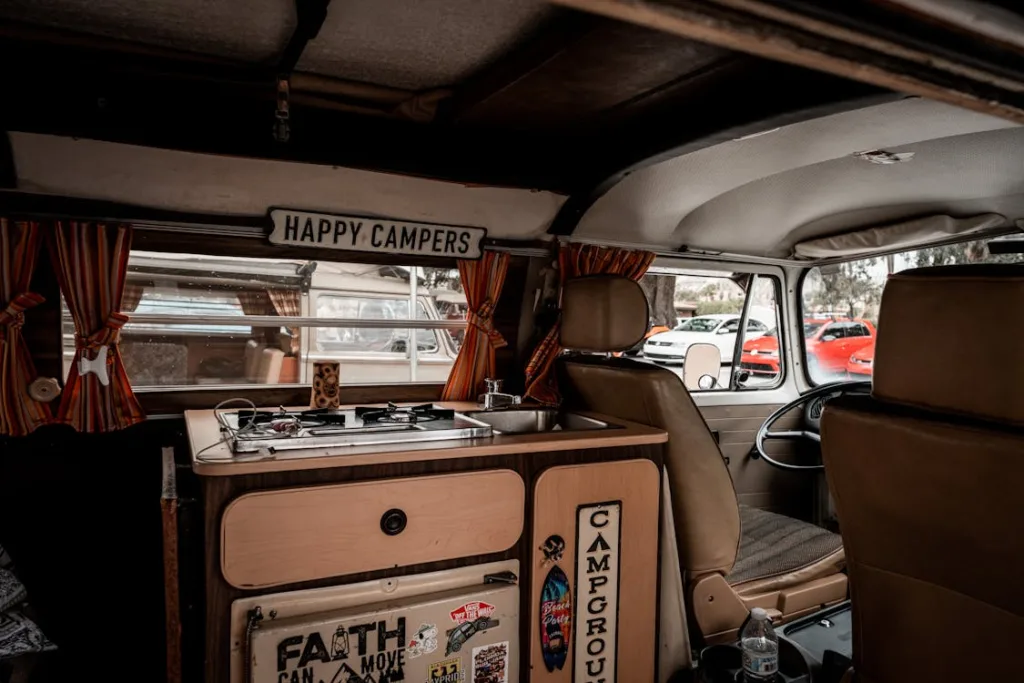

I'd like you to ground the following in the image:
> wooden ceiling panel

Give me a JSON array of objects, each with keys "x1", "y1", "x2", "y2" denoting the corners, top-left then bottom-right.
[{"x1": 454, "y1": 21, "x2": 732, "y2": 130}]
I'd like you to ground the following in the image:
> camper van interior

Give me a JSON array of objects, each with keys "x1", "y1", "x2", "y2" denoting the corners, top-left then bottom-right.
[{"x1": 1, "y1": 2, "x2": 1024, "y2": 683}]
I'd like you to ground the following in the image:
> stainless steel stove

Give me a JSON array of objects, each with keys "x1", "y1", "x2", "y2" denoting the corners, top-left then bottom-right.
[{"x1": 219, "y1": 403, "x2": 492, "y2": 454}]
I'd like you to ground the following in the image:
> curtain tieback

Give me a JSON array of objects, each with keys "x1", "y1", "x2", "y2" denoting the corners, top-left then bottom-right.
[
  {"x1": 74, "y1": 312, "x2": 129, "y2": 354},
  {"x1": 0, "y1": 292, "x2": 45, "y2": 340},
  {"x1": 73, "y1": 313, "x2": 128, "y2": 387},
  {"x1": 467, "y1": 300, "x2": 507, "y2": 349}
]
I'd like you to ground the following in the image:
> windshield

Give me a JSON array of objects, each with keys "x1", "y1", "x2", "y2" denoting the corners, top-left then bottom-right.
[
  {"x1": 674, "y1": 317, "x2": 724, "y2": 332},
  {"x1": 803, "y1": 322, "x2": 825, "y2": 337}
]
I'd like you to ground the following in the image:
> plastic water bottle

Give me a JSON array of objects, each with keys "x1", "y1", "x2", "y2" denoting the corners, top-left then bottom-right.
[{"x1": 740, "y1": 607, "x2": 779, "y2": 681}]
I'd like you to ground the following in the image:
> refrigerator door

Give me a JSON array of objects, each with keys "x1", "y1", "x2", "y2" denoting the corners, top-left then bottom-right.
[{"x1": 243, "y1": 564, "x2": 518, "y2": 683}]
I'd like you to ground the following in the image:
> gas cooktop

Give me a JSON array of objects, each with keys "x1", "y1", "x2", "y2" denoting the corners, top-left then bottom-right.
[{"x1": 218, "y1": 403, "x2": 492, "y2": 454}]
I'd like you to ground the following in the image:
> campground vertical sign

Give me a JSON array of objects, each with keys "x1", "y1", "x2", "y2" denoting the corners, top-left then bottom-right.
[{"x1": 574, "y1": 502, "x2": 622, "y2": 683}]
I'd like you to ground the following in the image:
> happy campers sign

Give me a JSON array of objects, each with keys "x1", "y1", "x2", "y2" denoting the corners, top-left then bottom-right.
[{"x1": 269, "y1": 209, "x2": 486, "y2": 259}]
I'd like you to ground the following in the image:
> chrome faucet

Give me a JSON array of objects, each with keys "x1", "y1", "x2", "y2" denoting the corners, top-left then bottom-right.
[{"x1": 478, "y1": 378, "x2": 522, "y2": 411}]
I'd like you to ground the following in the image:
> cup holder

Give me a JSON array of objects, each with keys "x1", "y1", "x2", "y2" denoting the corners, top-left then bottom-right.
[{"x1": 698, "y1": 639, "x2": 811, "y2": 683}]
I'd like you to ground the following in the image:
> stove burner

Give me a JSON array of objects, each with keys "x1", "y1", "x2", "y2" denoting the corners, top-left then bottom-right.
[
  {"x1": 356, "y1": 403, "x2": 454, "y2": 425},
  {"x1": 237, "y1": 408, "x2": 346, "y2": 430}
]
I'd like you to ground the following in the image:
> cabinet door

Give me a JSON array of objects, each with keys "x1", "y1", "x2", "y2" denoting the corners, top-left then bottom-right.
[
  {"x1": 244, "y1": 562, "x2": 520, "y2": 683},
  {"x1": 531, "y1": 460, "x2": 660, "y2": 683}
]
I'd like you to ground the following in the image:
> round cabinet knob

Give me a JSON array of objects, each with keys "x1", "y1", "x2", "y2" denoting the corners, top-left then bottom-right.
[{"x1": 380, "y1": 509, "x2": 408, "y2": 536}]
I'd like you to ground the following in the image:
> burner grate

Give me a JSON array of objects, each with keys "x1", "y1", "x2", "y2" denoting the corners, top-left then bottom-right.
[
  {"x1": 237, "y1": 408, "x2": 346, "y2": 430},
  {"x1": 355, "y1": 402, "x2": 454, "y2": 424}
]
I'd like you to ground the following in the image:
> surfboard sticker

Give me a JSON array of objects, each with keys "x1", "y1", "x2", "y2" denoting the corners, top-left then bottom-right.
[{"x1": 540, "y1": 565, "x2": 572, "y2": 672}]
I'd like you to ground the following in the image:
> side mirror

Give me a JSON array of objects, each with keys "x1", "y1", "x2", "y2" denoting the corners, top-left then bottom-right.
[
  {"x1": 697, "y1": 374, "x2": 718, "y2": 390},
  {"x1": 821, "y1": 334, "x2": 837, "y2": 342},
  {"x1": 716, "y1": 327, "x2": 732, "y2": 334}
]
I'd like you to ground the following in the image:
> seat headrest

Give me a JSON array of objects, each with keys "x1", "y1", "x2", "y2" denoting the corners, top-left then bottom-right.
[
  {"x1": 561, "y1": 276, "x2": 649, "y2": 352},
  {"x1": 874, "y1": 264, "x2": 1024, "y2": 425}
]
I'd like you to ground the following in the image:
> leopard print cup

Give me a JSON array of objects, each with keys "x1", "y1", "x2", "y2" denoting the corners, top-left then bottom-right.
[{"x1": 311, "y1": 361, "x2": 341, "y2": 408}]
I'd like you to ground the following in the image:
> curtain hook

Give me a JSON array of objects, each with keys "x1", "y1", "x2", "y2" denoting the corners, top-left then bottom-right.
[{"x1": 274, "y1": 75, "x2": 291, "y2": 143}]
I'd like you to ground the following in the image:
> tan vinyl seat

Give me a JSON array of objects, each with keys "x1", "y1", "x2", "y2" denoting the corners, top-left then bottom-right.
[
  {"x1": 558, "y1": 275, "x2": 847, "y2": 643},
  {"x1": 821, "y1": 264, "x2": 1024, "y2": 683}
]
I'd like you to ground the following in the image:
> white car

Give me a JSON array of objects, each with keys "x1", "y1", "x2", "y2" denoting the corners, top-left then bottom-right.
[{"x1": 643, "y1": 314, "x2": 770, "y2": 364}]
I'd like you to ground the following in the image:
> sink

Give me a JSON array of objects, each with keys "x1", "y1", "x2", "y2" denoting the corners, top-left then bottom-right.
[{"x1": 459, "y1": 409, "x2": 613, "y2": 435}]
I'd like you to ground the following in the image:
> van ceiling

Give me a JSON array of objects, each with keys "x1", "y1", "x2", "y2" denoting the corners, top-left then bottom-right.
[
  {"x1": 0, "y1": 0, "x2": 886, "y2": 193},
  {"x1": 3, "y1": 1, "x2": 1024, "y2": 259}
]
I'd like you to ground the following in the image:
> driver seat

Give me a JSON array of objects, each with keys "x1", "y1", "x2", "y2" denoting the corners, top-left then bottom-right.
[{"x1": 557, "y1": 275, "x2": 846, "y2": 643}]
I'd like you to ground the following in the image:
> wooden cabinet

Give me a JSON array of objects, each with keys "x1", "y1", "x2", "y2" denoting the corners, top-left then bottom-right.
[
  {"x1": 197, "y1": 442, "x2": 663, "y2": 683},
  {"x1": 530, "y1": 460, "x2": 661, "y2": 683}
]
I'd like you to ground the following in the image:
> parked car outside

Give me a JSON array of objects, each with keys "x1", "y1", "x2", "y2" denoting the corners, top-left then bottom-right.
[
  {"x1": 643, "y1": 313, "x2": 770, "y2": 364},
  {"x1": 740, "y1": 328, "x2": 783, "y2": 377},
  {"x1": 846, "y1": 341, "x2": 875, "y2": 377},
  {"x1": 806, "y1": 319, "x2": 876, "y2": 376},
  {"x1": 619, "y1": 321, "x2": 671, "y2": 357}
]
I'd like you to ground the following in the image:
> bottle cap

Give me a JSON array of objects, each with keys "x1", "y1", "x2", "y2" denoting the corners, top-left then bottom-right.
[{"x1": 750, "y1": 607, "x2": 769, "y2": 621}]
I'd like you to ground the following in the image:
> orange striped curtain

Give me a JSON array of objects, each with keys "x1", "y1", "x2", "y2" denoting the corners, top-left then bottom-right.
[
  {"x1": 0, "y1": 219, "x2": 52, "y2": 436},
  {"x1": 523, "y1": 243, "x2": 655, "y2": 406},
  {"x1": 48, "y1": 222, "x2": 145, "y2": 433},
  {"x1": 441, "y1": 252, "x2": 510, "y2": 401}
]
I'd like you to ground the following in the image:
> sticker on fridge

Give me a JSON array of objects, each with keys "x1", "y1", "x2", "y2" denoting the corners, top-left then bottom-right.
[
  {"x1": 427, "y1": 656, "x2": 465, "y2": 683},
  {"x1": 449, "y1": 601, "x2": 496, "y2": 625},
  {"x1": 407, "y1": 623, "x2": 438, "y2": 659},
  {"x1": 471, "y1": 641, "x2": 509, "y2": 683}
]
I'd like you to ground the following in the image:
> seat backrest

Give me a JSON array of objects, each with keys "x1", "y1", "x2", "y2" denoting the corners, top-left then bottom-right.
[
  {"x1": 558, "y1": 276, "x2": 741, "y2": 576},
  {"x1": 821, "y1": 265, "x2": 1024, "y2": 683}
]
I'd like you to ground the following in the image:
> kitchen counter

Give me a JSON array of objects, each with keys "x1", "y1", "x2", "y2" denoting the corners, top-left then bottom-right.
[{"x1": 185, "y1": 401, "x2": 667, "y2": 476}]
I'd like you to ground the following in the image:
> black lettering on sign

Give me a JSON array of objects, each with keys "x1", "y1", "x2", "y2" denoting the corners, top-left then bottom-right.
[
  {"x1": 318, "y1": 219, "x2": 332, "y2": 242},
  {"x1": 443, "y1": 231, "x2": 458, "y2": 254},
  {"x1": 378, "y1": 617, "x2": 405, "y2": 652},
  {"x1": 298, "y1": 632, "x2": 332, "y2": 668},
  {"x1": 588, "y1": 555, "x2": 610, "y2": 574},
  {"x1": 278, "y1": 635, "x2": 303, "y2": 672},
  {"x1": 417, "y1": 228, "x2": 432, "y2": 250},
  {"x1": 285, "y1": 214, "x2": 300, "y2": 241},
  {"x1": 587, "y1": 533, "x2": 611, "y2": 554},
  {"x1": 399, "y1": 226, "x2": 417, "y2": 250},
  {"x1": 575, "y1": 502, "x2": 622, "y2": 683},
  {"x1": 270, "y1": 210, "x2": 486, "y2": 258},
  {"x1": 349, "y1": 622, "x2": 377, "y2": 657},
  {"x1": 303, "y1": 668, "x2": 314, "y2": 683}
]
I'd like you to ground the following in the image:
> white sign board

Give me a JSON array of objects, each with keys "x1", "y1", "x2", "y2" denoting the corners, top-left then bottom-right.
[
  {"x1": 574, "y1": 502, "x2": 621, "y2": 683},
  {"x1": 269, "y1": 209, "x2": 486, "y2": 259}
]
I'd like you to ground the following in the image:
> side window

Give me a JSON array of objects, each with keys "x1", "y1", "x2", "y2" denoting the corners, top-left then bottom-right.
[
  {"x1": 638, "y1": 269, "x2": 784, "y2": 392},
  {"x1": 95, "y1": 253, "x2": 466, "y2": 389},
  {"x1": 822, "y1": 324, "x2": 845, "y2": 340},
  {"x1": 801, "y1": 235, "x2": 1023, "y2": 384}
]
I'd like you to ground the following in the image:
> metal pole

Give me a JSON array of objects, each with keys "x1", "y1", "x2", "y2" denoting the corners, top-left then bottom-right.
[{"x1": 409, "y1": 267, "x2": 418, "y2": 382}]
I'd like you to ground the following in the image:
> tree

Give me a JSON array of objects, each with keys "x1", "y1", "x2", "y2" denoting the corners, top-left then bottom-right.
[
  {"x1": 696, "y1": 299, "x2": 742, "y2": 316},
  {"x1": 810, "y1": 260, "x2": 882, "y2": 319},
  {"x1": 911, "y1": 240, "x2": 1018, "y2": 267},
  {"x1": 639, "y1": 274, "x2": 677, "y2": 327}
]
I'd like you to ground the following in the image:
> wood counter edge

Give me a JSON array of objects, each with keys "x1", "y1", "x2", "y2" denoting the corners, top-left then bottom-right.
[{"x1": 186, "y1": 402, "x2": 667, "y2": 477}]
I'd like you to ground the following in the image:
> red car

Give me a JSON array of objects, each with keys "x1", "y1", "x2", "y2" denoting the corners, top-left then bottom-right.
[
  {"x1": 846, "y1": 341, "x2": 875, "y2": 377},
  {"x1": 806, "y1": 319, "x2": 875, "y2": 375},
  {"x1": 741, "y1": 318, "x2": 876, "y2": 378}
]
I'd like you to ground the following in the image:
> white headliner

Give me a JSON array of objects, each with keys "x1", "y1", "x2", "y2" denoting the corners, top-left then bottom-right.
[
  {"x1": 8, "y1": 133, "x2": 567, "y2": 240},
  {"x1": 574, "y1": 97, "x2": 1023, "y2": 258}
]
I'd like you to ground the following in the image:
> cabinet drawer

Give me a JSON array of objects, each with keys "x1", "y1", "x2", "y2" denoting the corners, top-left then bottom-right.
[{"x1": 221, "y1": 470, "x2": 525, "y2": 589}]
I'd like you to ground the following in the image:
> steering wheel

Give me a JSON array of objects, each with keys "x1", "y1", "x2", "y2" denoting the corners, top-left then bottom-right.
[{"x1": 753, "y1": 380, "x2": 872, "y2": 471}]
